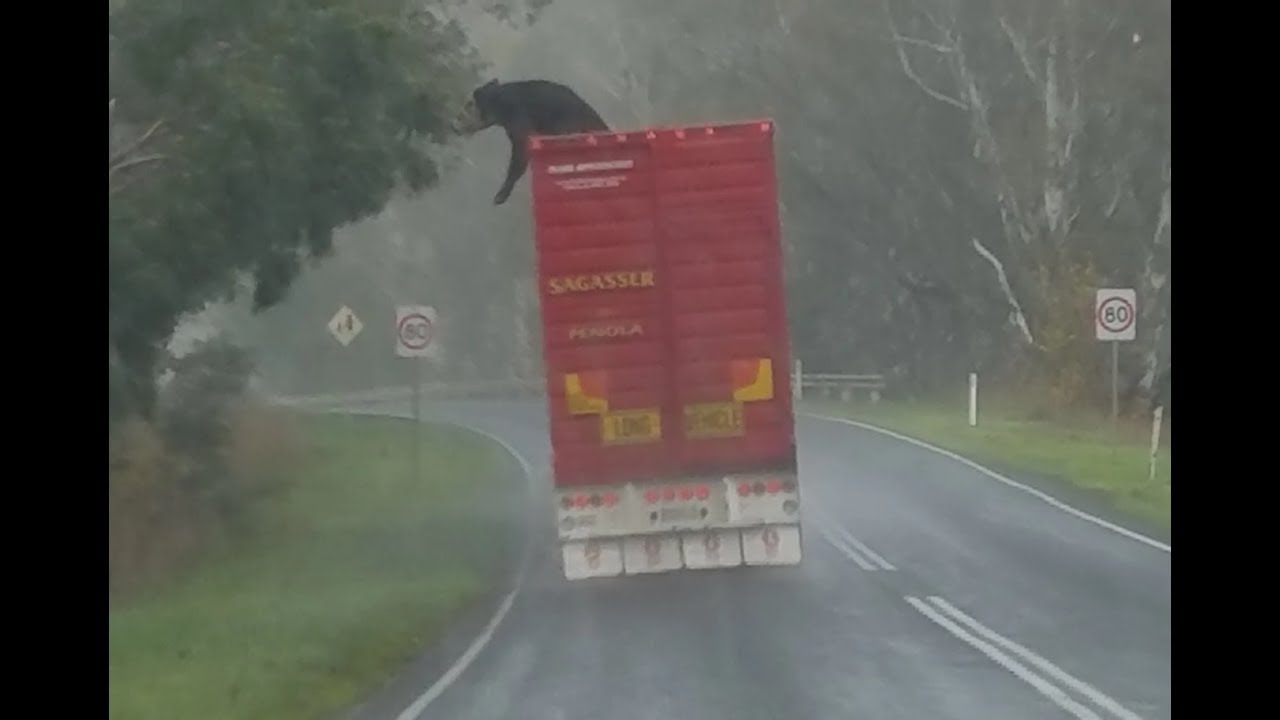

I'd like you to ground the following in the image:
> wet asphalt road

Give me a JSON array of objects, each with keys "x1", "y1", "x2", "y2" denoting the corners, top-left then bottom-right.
[{"x1": 330, "y1": 398, "x2": 1170, "y2": 720}]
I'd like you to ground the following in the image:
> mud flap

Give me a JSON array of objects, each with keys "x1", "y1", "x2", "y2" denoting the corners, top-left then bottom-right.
[
  {"x1": 741, "y1": 524, "x2": 802, "y2": 566},
  {"x1": 681, "y1": 530, "x2": 743, "y2": 570},
  {"x1": 562, "y1": 539, "x2": 624, "y2": 580},
  {"x1": 622, "y1": 533, "x2": 683, "y2": 574}
]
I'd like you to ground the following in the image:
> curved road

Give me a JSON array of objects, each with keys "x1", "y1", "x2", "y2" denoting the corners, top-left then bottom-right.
[{"x1": 333, "y1": 397, "x2": 1170, "y2": 720}]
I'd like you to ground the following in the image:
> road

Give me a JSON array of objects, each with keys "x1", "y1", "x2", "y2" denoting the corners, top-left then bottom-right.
[{"x1": 332, "y1": 397, "x2": 1170, "y2": 720}]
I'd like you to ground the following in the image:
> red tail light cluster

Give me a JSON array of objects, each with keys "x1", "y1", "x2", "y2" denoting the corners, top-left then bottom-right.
[
  {"x1": 737, "y1": 478, "x2": 796, "y2": 497},
  {"x1": 564, "y1": 491, "x2": 621, "y2": 510},
  {"x1": 643, "y1": 485, "x2": 712, "y2": 504}
]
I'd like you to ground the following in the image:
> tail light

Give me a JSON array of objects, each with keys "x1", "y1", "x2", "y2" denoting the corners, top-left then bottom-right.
[
  {"x1": 574, "y1": 494, "x2": 590, "y2": 509},
  {"x1": 679, "y1": 486, "x2": 694, "y2": 501},
  {"x1": 695, "y1": 485, "x2": 710, "y2": 500},
  {"x1": 644, "y1": 489, "x2": 660, "y2": 504},
  {"x1": 766, "y1": 478, "x2": 782, "y2": 494},
  {"x1": 662, "y1": 487, "x2": 676, "y2": 502},
  {"x1": 737, "y1": 482, "x2": 752, "y2": 497},
  {"x1": 603, "y1": 491, "x2": 619, "y2": 507}
]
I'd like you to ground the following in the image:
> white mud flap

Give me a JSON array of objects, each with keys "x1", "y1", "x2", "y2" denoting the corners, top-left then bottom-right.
[
  {"x1": 741, "y1": 524, "x2": 802, "y2": 566},
  {"x1": 622, "y1": 534, "x2": 683, "y2": 574},
  {"x1": 562, "y1": 539, "x2": 624, "y2": 580},
  {"x1": 681, "y1": 530, "x2": 743, "y2": 570}
]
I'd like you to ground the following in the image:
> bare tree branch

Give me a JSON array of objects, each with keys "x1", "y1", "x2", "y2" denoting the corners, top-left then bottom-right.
[
  {"x1": 110, "y1": 117, "x2": 166, "y2": 166},
  {"x1": 998, "y1": 17, "x2": 1043, "y2": 90},
  {"x1": 972, "y1": 237, "x2": 1038, "y2": 347},
  {"x1": 896, "y1": 35, "x2": 954, "y2": 53},
  {"x1": 881, "y1": 0, "x2": 967, "y2": 110},
  {"x1": 1076, "y1": 13, "x2": 1120, "y2": 74},
  {"x1": 109, "y1": 153, "x2": 167, "y2": 178},
  {"x1": 1103, "y1": 183, "x2": 1125, "y2": 219},
  {"x1": 1137, "y1": 174, "x2": 1171, "y2": 392}
]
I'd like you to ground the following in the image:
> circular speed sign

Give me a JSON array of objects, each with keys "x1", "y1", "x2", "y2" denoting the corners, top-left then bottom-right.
[
  {"x1": 397, "y1": 312, "x2": 434, "y2": 351},
  {"x1": 1097, "y1": 296, "x2": 1134, "y2": 335}
]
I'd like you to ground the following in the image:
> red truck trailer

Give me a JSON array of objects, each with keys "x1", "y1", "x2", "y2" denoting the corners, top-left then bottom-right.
[{"x1": 527, "y1": 118, "x2": 801, "y2": 580}]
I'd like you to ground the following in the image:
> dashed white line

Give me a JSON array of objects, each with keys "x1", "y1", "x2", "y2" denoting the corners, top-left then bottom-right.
[
  {"x1": 905, "y1": 596, "x2": 1105, "y2": 720},
  {"x1": 806, "y1": 413, "x2": 1171, "y2": 554},
  {"x1": 926, "y1": 597, "x2": 1144, "y2": 720}
]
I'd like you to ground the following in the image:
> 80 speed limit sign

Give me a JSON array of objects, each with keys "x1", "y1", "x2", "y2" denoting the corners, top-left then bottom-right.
[
  {"x1": 395, "y1": 305, "x2": 440, "y2": 358},
  {"x1": 1095, "y1": 289, "x2": 1136, "y2": 342}
]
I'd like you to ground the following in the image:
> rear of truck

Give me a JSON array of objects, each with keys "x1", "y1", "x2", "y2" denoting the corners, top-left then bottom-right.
[{"x1": 528, "y1": 119, "x2": 801, "y2": 580}]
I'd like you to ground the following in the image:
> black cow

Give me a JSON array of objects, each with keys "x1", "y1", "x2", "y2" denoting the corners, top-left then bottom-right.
[{"x1": 451, "y1": 78, "x2": 611, "y2": 205}]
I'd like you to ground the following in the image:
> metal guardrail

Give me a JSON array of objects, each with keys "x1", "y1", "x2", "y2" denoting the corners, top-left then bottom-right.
[{"x1": 794, "y1": 371, "x2": 886, "y2": 404}]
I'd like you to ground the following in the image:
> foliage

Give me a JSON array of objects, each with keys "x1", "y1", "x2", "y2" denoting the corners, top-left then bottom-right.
[
  {"x1": 111, "y1": 334, "x2": 306, "y2": 597},
  {"x1": 108, "y1": 0, "x2": 497, "y2": 420}
]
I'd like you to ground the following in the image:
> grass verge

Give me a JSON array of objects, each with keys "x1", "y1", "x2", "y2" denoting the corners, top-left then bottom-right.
[
  {"x1": 109, "y1": 412, "x2": 520, "y2": 720},
  {"x1": 804, "y1": 398, "x2": 1171, "y2": 531}
]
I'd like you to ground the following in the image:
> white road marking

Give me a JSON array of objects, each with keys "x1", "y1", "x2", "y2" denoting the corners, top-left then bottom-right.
[
  {"x1": 393, "y1": 425, "x2": 537, "y2": 720},
  {"x1": 816, "y1": 522, "x2": 875, "y2": 570},
  {"x1": 830, "y1": 523, "x2": 896, "y2": 571},
  {"x1": 905, "y1": 596, "x2": 1104, "y2": 720},
  {"x1": 926, "y1": 597, "x2": 1145, "y2": 720},
  {"x1": 805, "y1": 413, "x2": 1171, "y2": 554}
]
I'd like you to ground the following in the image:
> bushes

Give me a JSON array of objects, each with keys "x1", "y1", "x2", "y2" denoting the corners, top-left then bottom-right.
[{"x1": 109, "y1": 337, "x2": 298, "y2": 600}]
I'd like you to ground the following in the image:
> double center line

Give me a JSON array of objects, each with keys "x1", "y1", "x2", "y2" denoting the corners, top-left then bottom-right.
[
  {"x1": 813, "y1": 512, "x2": 1144, "y2": 720},
  {"x1": 906, "y1": 595, "x2": 1144, "y2": 720},
  {"x1": 815, "y1": 518, "x2": 896, "y2": 571}
]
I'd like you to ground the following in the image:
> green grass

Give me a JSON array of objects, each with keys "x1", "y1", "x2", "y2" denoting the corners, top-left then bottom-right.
[
  {"x1": 804, "y1": 398, "x2": 1171, "y2": 530},
  {"x1": 109, "y1": 413, "x2": 518, "y2": 720}
]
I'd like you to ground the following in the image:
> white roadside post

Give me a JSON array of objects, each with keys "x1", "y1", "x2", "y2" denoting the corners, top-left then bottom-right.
[
  {"x1": 1148, "y1": 405, "x2": 1165, "y2": 484},
  {"x1": 396, "y1": 305, "x2": 441, "y2": 483},
  {"x1": 1095, "y1": 289, "x2": 1137, "y2": 430},
  {"x1": 793, "y1": 359, "x2": 803, "y2": 404},
  {"x1": 968, "y1": 372, "x2": 978, "y2": 427}
]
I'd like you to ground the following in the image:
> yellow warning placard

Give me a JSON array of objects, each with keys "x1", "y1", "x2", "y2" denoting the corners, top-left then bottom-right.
[{"x1": 600, "y1": 408, "x2": 661, "y2": 445}]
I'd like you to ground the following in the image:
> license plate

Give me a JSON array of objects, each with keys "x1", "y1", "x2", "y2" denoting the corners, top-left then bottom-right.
[
  {"x1": 684, "y1": 401, "x2": 745, "y2": 438},
  {"x1": 659, "y1": 506, "x2": 701, "y2": 524},
  {"x1": 601, "y1": 408, "x2": 662, "y2": 445}
]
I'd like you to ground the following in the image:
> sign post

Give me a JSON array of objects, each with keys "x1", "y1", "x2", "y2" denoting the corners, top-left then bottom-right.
[
  {"x1": 1095, "y1": 289, "x2": 1137, "y2": 429},
  {"x1": 396, "y1": 305, "x2": 440, "y2": 483}
]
